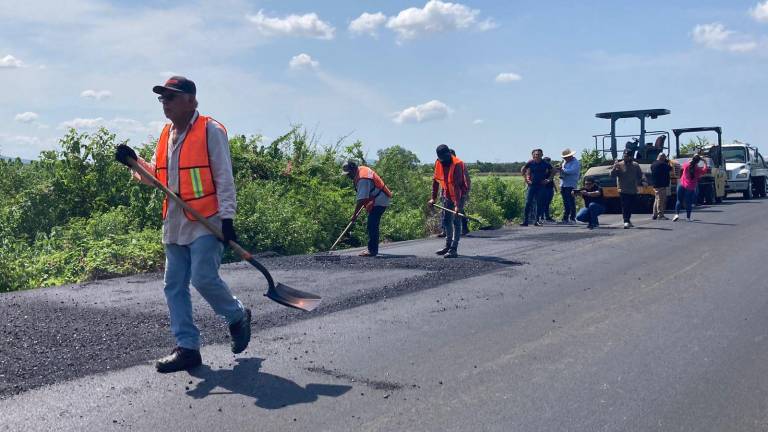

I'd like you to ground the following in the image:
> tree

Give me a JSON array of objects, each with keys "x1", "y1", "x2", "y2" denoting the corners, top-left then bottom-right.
[{"x1": 679, "y1": 136, "x2": 711, "y2": 156}]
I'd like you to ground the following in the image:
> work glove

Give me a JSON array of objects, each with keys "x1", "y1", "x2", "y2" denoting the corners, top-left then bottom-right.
[
  {"x1": 115, "y1": 144, "x2": 137, "y2": 167},
  {"x1": 221, "y1": 219, "x2": 238, "y2": 244}
]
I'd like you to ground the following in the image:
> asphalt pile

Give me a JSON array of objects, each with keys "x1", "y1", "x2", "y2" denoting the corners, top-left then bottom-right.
[{"x1": 0, "y1": 255, "x2": 513, "y2": 398}]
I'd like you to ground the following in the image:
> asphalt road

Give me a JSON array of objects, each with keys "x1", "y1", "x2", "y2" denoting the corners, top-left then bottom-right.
[{"x1": 3, "y1": 196, "x2": 768, "y2": 431}]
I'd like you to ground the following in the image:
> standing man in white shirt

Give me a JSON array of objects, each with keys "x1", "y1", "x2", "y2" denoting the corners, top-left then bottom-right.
[{"x1": 115, "y1": 76, "x2": 251, "y2": 373}]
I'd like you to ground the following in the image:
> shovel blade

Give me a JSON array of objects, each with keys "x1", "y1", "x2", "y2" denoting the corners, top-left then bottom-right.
[{"x1": 265, "y1": 282, "x2": 322, "y2": 312}]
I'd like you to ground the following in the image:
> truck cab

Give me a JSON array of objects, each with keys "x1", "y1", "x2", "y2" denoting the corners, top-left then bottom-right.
[{"x1": 721, "y1": 142, "x2": 768, "y2": 199}]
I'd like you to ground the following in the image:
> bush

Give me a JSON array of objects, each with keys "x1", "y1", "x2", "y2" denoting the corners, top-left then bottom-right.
[
  {"x1": 0, "y1": 124, "x2": 540, "y2": 291},
  {"x1": 470, "y1": 176, "x2": 523, "y2": 220},
  {"x1": 235, "y1": 182, "x2": 317, "y2": 256},
  {"x1": 379, "y1": 208, "x2": 427, "y2": 242},
  {"x1": 465, "y1": 199, "x2": 504, "y2": 230}
]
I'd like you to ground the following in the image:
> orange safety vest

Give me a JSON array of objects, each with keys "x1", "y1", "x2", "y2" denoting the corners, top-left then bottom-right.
[
  {"x1": 433, "y1": 156, "x2": 466, "y2": 202},
  {"x1": 355, "y1": 166, "x2": 392, "y2": 212},
  {"x1": 155, "y1": 115, "x2": 221, "y2": 221}
]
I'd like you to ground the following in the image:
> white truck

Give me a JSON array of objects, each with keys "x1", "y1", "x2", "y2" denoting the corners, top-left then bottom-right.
[{"x1": 720, "y1": 142, "x2": 768, "y2": 199}]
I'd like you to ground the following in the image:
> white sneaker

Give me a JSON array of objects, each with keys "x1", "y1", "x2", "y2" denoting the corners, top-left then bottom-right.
[
  {"x1": 672, "y1": 215, "x2": 679, "y2": 222},
  {"x1": 623, "y1": 222, "x2": 630, "y2": 229},
  {"x1": 686, "y1": 217, "x2": 693, "y2": 222}
]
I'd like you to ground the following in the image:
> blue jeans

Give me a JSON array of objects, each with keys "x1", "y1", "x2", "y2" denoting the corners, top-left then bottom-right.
[
  {"x1": 575, "y1": 202, "x2": 605, "y2": 226},
  {"x1": 676, "y1": 184, "x2": 696, "y2": 218},
  {"x1": 561, "y1": 187, "x2": 576, "y2": 221},
  {"x1": 523, "y1": 185, "x2": 544, "y2": 223},
  {"x1": 442, "y1": 197, "x2": 465, "y2": 249},
  {"x1": 164, "y1": 234, "x2": 245, "y2": 350},
  {"x1": 367, "y1": 206, "x2": 387, "y2": 255}
]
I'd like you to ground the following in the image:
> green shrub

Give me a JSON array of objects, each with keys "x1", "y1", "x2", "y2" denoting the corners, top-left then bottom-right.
[
  {"x1": 465, "y1": 199, "x2": 504, "y2": 229},
  {"x1": 470, "y1": 176, "x2": 523, "y2": 220},
  {"x1": 0, "y1": 124, "x2": 539, "y2": 291},
  {"x1": 379, "y1": 208, "x2": 427, "y2": 242},
  {"x1": 235, "y1": 181, "x2": 320, "y2": 255}
]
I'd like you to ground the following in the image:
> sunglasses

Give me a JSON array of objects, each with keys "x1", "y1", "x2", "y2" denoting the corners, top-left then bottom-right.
[{"x1": 157, "y1": 93, "x2": 180, "y2": 103}]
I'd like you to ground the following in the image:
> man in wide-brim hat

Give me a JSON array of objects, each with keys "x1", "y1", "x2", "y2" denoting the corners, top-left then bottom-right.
[{"x1": 557, "y1": 148, "x2": 580, "y2": 224}]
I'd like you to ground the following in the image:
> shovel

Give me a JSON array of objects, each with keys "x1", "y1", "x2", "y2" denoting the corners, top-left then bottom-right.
[
  {"x1": 315, "y1": 205, "x2": 366, "y2": 262},
  {"x1": 432, "y1": 204, "x2": 492, "y2": 230},
  {"x1": 125, "y1": 157, "x2": 321, "y2": 312}
]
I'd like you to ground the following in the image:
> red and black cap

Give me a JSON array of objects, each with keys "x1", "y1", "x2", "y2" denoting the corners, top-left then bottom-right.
[{"x1": 152, "y1": 76, "x2": 196, "y2": 95}]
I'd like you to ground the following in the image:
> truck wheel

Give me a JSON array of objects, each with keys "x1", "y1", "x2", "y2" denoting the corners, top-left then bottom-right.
[
  {"x1": 744, "y1": 178, "x2": 753, "y2": 200},
  {"x1": 759, "y1": 177, "x2": 768, "y2": 198}
]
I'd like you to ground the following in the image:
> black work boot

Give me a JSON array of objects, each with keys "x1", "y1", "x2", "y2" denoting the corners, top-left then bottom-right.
[
  {"x1": 435, "y1": 246, "x2": 451, "y2": 255},
  {"x1": 156, "y1": 347, "x2": 202, "y2": 374},
  {"x1": 444, "y1": 248, "x2": 458, "y2": 258},
  {"x1": 229, "y1": 308, "x2": 252, "y2": 354}
]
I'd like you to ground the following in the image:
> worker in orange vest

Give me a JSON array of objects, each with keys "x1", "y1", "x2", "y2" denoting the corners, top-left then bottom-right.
[
  {"x1": 429, "y1": 144, "x2": 469, "y2": 258},
  {"x1": 342, "y1": 160, "x2": 392, "y2": 257},
  {"x1": 451, "y1": 148, "x2": 472, "y2": 235},
  {"x1": 115, "y1": 76, "x2": 251, "y2": 374}
]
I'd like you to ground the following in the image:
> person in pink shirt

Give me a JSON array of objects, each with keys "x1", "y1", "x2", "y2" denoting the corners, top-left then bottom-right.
[{"x1": 673, "y1": 154, "x2": 708, "y2": 222}]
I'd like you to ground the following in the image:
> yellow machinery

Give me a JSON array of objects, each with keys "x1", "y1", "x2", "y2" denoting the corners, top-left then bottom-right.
[{"x1": 583, "y1": 109, "x2": 674, "y2": 213}]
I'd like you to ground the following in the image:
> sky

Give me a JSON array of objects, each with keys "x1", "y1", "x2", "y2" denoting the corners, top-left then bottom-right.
[{"x1": 1, "y1": 0, "x2": 768, "y2": 163}]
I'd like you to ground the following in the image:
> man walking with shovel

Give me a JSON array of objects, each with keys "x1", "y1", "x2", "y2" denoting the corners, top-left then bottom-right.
[
  {"x1": 341, "y1": 160, "x2": 392, "y2": 257},
  {"x1": 114, "y1": 76, "x2": 251, "y2": 373},
  {"x1": 429, "y1": 144, "x2": 468, "y2": 258}
]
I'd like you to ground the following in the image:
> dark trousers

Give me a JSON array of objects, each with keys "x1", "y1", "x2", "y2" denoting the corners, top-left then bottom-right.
[
  {"x1": 542, "y1": 187, "x2": 555, "y2": 219},
  {"x1": 523, "y1": 185, "x2": 544, "y2": 223},
  {"x1": 620, "y1": 193, "x2": 637, "y2": 223},
  {"x1": 367, "y1": 206, "x2": 387, "y2": 255},
  {"x1": 442, "y1": 197, "x2": 465, "y2": 249},
  {"x1": 560, "y1": 187, "x2": 576, "y2": 221}
]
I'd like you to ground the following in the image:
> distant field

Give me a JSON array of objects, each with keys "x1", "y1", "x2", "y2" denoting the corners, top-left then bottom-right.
[
  {"x1": 472, "y1": 175, "x2": 524, "y2": 185},
  {"x1": 472, "y1": 172, "x2": 522, "y2": 177},
  {"x1": 426, "y1": 174, "x2": 525, "y2": 185}
]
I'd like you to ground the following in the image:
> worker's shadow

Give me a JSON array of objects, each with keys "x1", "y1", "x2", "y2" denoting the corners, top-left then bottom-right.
[{"x1": 186, "y1": 358, "x2": 351, "y2": 409}]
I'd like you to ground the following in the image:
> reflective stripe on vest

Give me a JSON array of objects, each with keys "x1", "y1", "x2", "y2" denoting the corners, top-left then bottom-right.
[
  {"x1": 433, "y1": 155, "x2": 465, "y2": 202},
  {"x1": 155, "y1": 115, "x2": 220, "y2": 221}
]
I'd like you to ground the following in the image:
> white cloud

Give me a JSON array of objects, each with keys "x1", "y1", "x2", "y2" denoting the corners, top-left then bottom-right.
[
  {"x1": 58, "y1": 117, "x2": 151, "y2": 134},
  {"x1": 80, "y1": 89, "x2": 112, "y2": 100},
  {"x1": 289, "y1": 53, "x2": 319, "y2": 70},
  {"x1": 692, "y1": 23, "x2": 758, "y2": 52},
  {"x1": 349, "y1": 12, "x2": 387, "y2": 37},
  {"x1": 0, "y1": 54, "x2": 23, "y2": 68},
  {"x1": 0, "y1": 133, "x2": 60, "y2": 160},
  {"x1": 495, "y1": 72, "x2": 522, "y2": 83},
  {"x1": 473, "y1": 119, "x2": 484, "y2": 125},
  {"x1": 246, "y1": 10, "x2": 335, "y2": 40},
  {"x1": 59, "y1": 117, "x2": 105, "y2": 130},
  {"x1": 751, "y1": 1, "x2": 768, "y2": 22},
  {"x1": 0, "y1": 134, "x2": 40, "y2": 146},
  {"x1": 14, "y1": 112, "x2": 39, "y2": 123},
  {"x1": 393, "y1": 99, "x2": 452, "y2": 124},
  {"x1": 386, "y1": 0, "x2": 495, "y2": 41}
]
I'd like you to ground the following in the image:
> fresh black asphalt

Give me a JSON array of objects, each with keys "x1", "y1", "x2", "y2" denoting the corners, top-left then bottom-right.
[{"x1": 0, "y1": 256, "x2": 508, "y2": 398}]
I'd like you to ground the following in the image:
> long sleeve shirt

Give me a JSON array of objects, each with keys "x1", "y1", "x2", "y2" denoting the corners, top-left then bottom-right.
[
  {"x1": 610, "y1": 160, "x2": 646, "y2": 195},
  {"x1": 134, "y1": 111, "x2": 236, "y2": 245},
  {"x1": 679, "y1": 161, "x2": 708, "y2": 190},
  {"x1": 559, "y1": 158, "x2": 581, "y2": 188}
]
